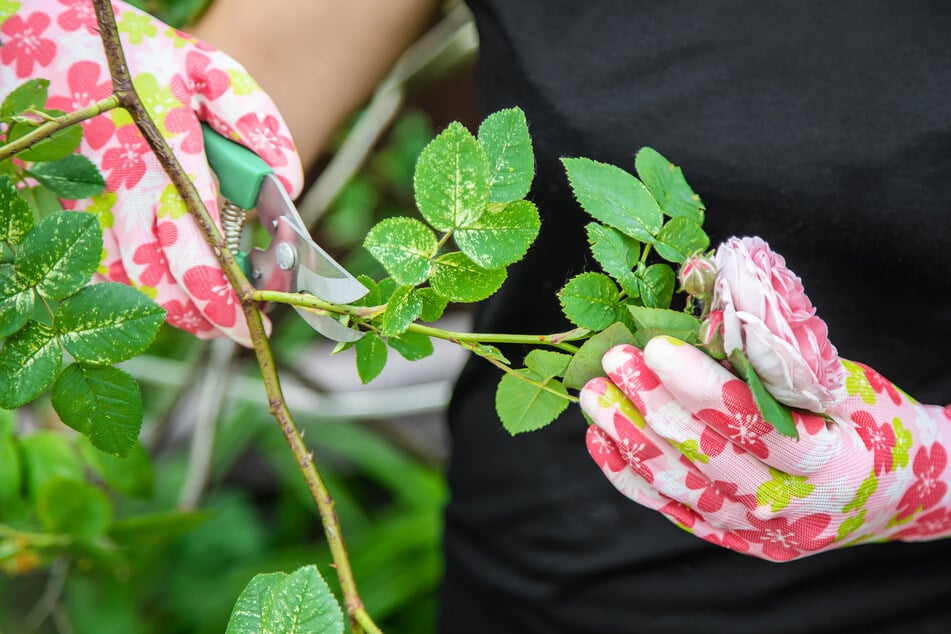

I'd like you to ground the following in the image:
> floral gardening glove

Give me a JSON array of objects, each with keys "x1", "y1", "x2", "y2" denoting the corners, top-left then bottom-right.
[
  {"x1": 580, "y1": 238, "x2": 951, "y2": 561},
  {"x1": 0, "y1": 0, "x2": 304, "y2": 345}
]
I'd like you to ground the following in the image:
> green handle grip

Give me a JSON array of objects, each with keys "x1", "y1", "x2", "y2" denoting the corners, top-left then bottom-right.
[{"x1": 201, "y1": 123, "x2": 272, "y2": 210}]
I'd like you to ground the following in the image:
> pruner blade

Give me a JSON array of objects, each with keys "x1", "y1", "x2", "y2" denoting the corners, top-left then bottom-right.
[{"x1": 202, "y1": 124, "x2": 368, "y2": 341}]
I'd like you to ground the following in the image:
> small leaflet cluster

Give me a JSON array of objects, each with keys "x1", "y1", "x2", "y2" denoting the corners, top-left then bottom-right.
[
  {"x1": 359, "y1": 106, "x2": 713, "y2": 436},
  {"x1": 357, "y1": 108, "x2": 539, "y2": 383},
  {"x1": 495, "y1": 149, "x2": 710, "y2": 434}
]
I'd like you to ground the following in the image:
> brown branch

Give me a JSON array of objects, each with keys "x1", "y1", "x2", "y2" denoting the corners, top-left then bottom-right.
[{"x1": 90, "y1": 2, "x2": 377, "y2": 630}]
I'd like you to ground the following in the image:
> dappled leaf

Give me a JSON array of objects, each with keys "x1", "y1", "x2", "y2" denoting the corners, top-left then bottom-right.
[
  {"x1": 430, "y1": 252, "x2": 506, "y2": 303},
  {"x1": 55, "y1": 282, "x2": 167, "y2": 365},
  {"x1": 0, "y1": 320, "x2": 61, "y2": 409},
  {"x1": 363, "y1": 217, "x2": 436, "y2": 285},
  {"x1": 380, "y1": 285, "x2": 423, "y2": 337},
  {"x1": 0, "y1": 174, "x2": 33, "y2": 244},
  {"x1": 355, "y1": 332, "x2": 387, "y2": 384},
  {"x1": 15, "y1": 211, "x2": 101, "y2": 300},
  {"x1": 454, "y1": 200, "x2": 539, "y2": 269},
  {"x1": 414, "y1": 122, "x2": 490, "y2": 231},
  {"x1": 478, "y1": 107, "x2": 534, "y2": 202},
  {"x1": 416, "y1": 287, "x2": 448, "y2": 322},
  {"x1": 0, "y1": 265, "x2": 33, "y2": 338},
  {"x1": 226, "y1": 572, "x2": 286, "y2": 634},
  {"x1": 259, "y1": 565, "x2": 344, "y2": 634}
]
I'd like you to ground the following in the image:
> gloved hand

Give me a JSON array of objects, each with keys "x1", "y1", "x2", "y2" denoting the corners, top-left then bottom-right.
[
  {"x1": 581, "y1": 337, "x2": 951, "y2": 561},
  {"x1": 0, "y1": 0, "x2": 304, "y2": 345}
]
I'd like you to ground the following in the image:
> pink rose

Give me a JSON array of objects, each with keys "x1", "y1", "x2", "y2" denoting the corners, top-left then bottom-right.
[{"x1": 712, "y1": 237, "x2": 843, "y2": 412}]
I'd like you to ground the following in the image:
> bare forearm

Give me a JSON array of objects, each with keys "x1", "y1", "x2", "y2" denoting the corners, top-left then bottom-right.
[{"x1": 192, "y1": 0, "x2": 440, "y2": 167}]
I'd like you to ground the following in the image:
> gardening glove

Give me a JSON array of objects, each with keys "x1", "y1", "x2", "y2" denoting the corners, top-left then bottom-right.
[
  {"x1": 0, "y1": 0, "x2": 304, "y2": 345},
  {"x1": 581, "y1": 337, "x2": 951, "y2": 561}
]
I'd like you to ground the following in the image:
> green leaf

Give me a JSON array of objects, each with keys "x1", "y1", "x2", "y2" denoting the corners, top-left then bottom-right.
[
  {"x1": 628, "y1": 305, "x2": 701, "y2": 348},
  {"x1": 363, "y1": 217, "x2": 436, "y2": 285},
  {"x1": 1, "y1": 79, "x2": 50, "y2": 119},
  {"x1": 18, "y1": 431, "x2": 83, "y2": 500},
  {"x1": 416, "y1": 287, "x2": 447, "y2": 322},
  {"x1": 414, "y1": 121, "x2": 490, "y2": 231},
  {"x1": 15, "y1": 211, "x2": 102, "y2": 300},
  {"x1": 226, "y1": 572, "x2": 287, "y2": 634},
  {"x1": 477, "y1": 107, "x2": 534, "y2": 202},
  {"x1": 0, "y1": 265, "x2": 34, "y2": 338},
  {"x1": 388, "y1": 330, "x2": 434, "y2": 361},
  {"x1": 0, "y1": 174, "x2": 33, "y2": 244},
  {"x1": 78, "y1": 438, "x2": 154, "y2": 498},
  {"x1": 635, "y1": 263, "x2": 676, "y2": 308},
  {"x1": 651, "y1": 217, "x2": 710, "y2": 264},
  {"x1": 51, "y1": 364, "x2": 143, "y2": 458},
  {"x1": 558, "y1": 272, "x2": 622, "y2": 331},
  {"x1": 454, "y1": 199, "x2": 540, "y2": 269},
  {"x1": 495, "y1": 370, "x2": 570, "y2": 435},
  {"x1": 728, "y1": 349, "x2": 799, "y2": 440},
  {"x1": 55, "y1": 282, "x2": 166, "y2": 365},
  {"x1": 355, "y1": 332, "x2": 387, "y2": 384},
  {"x1": 0, "y1": 433, "x2": 21, "y2": 504},
  {"x1": 561, "y1": 157, "x2": 663, "y2": 241},
  {"x1": 37, "y1": 477, "x2": 113, "y2": 538},
  {"x1": 28, "y1": 154, "x2": 106, "y2": 200},
  {"x1": 586, "y1": 222, "x2": 640, "y2": 296},
  {"x1": 380, "y1": 285, "x2": 423, "y2": 337},
  {"x1": 563, "y1": 322, "x2": 637, "y2": 389},
  {"x1": 0, "y1": 320, "x2": 61, "y2": 409},
  {"x1": 430, "y1": 252, "x2": 506, "y2": 303},
  {"x1": 634, "y1": 147, "x2": 705, "y2": 223},
  {"x1": 524, "y1": 349, "x2": 572, "y2": 379},
  {"x1": 7, "y1": 111, "x2": 83, "y2": 162},
  {"x1": 259, "y1": 565, "x2": 345, "y2": 634}
]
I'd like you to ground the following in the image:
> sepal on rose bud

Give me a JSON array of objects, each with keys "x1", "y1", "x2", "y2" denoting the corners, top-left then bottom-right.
[
  {"x1": 699, "y1": 309, "x2": 726, "y2": 359},
  {"x1": 679, "y1": 253, "x2": 718, "y2": 299}
]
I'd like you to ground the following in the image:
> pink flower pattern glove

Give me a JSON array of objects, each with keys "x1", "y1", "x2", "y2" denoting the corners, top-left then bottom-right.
[
  {"x1": 0, "y1": 0, "x2": 304, "y2": 345},
  {"x1": 581, "y1": 338, "x2": 951, "y2": 561}
]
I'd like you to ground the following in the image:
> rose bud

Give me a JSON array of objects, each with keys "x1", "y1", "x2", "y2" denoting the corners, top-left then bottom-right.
[
  {"x1": 679, "y1": 253, "x2": 718, "y2": 299},
  {"x1": 699, "y1": 309, "x2": 726, "y2": 359}
]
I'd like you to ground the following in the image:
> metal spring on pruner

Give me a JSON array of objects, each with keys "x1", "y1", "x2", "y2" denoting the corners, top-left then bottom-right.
[{"x1": 219, "y1": 200, "x2": 247, "y2": 256}]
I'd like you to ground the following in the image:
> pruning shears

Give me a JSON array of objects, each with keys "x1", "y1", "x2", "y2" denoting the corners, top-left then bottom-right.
[{"x1": 201, "y1": 124, "x2": 367, "y2": 342}]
